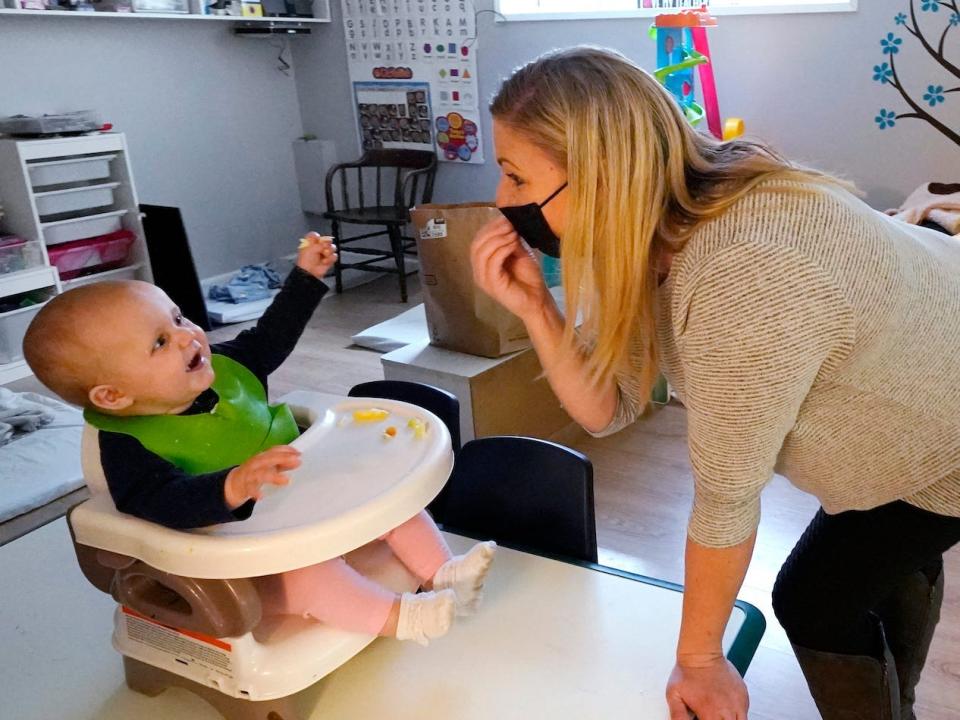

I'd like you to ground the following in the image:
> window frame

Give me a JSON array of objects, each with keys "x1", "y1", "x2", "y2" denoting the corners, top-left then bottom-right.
[{"x1": 494, "y1": 0, "x2": 857, "y2": 22}]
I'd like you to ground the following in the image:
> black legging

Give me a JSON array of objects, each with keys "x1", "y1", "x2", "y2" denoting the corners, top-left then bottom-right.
[{"x1": 772, "y1": 500, "x2": 960, "y2": 656}]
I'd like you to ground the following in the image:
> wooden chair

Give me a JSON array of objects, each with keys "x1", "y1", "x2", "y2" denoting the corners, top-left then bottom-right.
[{"x1": 324, "y1": 149, "x2": 437, "y2": 303}]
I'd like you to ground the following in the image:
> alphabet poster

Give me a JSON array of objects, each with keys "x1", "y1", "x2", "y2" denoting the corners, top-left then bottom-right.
[{"x1": 341, "y1": 0, "x2": 484, "y2": 163}]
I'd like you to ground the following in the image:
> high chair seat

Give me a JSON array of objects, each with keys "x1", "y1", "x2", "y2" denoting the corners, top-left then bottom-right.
[
  {"x1": 99, "y1": 539, "x2": 422, "y2": 703},
  {"x1": 67, "y1": 392, "x2": 453, "y2": 712},
  {"x1": 71, "y1": 395, "x2": 453, "y2": 579}
]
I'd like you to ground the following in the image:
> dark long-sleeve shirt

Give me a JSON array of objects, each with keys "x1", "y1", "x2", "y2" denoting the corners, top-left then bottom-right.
[{"x1": 98, "y1": 267, "x2": 328, "y2": 529}]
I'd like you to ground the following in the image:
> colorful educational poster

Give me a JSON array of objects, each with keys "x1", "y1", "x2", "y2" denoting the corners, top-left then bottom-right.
[{"x1": 340, "y1": 0, "x2": 484, "y2": 163}]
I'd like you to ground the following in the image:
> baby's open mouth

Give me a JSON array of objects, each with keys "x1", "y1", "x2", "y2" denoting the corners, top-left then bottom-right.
[{"x1": 187, "y1": 351, "x2": 205, "y2": 372}]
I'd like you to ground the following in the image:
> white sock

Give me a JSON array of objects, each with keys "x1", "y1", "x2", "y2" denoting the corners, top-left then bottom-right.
[
  {"x1": 395, "y1": 589, "x2": 456, "y2": 646},
  {"x1": 432, "y1": 541, "x2": 497, "y2": 616}
]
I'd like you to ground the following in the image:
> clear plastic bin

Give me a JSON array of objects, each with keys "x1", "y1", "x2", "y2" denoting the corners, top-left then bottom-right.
[
  {"x1": 34, "y1": 182, "x2": 120, "y2": 219},
  {"x1": 0, "y1": 237, "x2": 44, "y2": 276},
  {"x1": 42, "y1": 209, "x2": 127, "y2": 246},
  {"x1": 47, "y1": 230, "x2": 135, "y2": 280},
  {"x1": 28, "y1": 154, "x2": 116, "y2": 189},
  {"x1": 0, "y1": 302, "x2": 45, "y2": 365},
  {"x1": 0, "y1": 111, "x2": 101, "y2": 137}
]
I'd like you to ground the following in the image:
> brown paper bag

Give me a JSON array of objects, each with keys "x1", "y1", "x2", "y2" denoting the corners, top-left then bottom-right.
[{"x1": 410, "y1": 202, "x2": 531, "y2": 358}]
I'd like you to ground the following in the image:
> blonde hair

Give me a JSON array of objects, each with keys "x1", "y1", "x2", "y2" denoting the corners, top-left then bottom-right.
[
  {"x1": 23, "y1": 281, "x2": 138, "y2": 407},
  {"x1": 491, "y1": 46, "x2": 845, "y2": 404}
]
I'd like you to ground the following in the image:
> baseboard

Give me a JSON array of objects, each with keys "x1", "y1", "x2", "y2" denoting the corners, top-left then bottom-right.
[{"x1": 201, "y1": 252, "x2": 420, "y2": 294}]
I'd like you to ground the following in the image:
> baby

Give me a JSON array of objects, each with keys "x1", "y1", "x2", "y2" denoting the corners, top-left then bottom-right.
[{"x1": 23, "y1": 233, "x2": 495, "y2": 645}]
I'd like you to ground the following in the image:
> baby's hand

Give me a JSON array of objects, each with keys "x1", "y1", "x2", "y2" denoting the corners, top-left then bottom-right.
[
  {"x1": 224, "y1": 445, "x2": 301, "y2": 509},
  {"x1": 297, "y1": 232, "x2": 338, "y2": 279}
]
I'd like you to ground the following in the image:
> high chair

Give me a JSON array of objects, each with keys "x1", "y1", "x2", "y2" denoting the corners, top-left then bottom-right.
[{"x1": 66, "y1": 393, "x2": 453, "y2": 720}]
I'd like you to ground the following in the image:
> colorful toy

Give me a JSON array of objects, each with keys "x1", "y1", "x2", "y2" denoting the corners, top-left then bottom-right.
[{"x1": 651, "y1": 4, "x2": 744, "y2": 141}]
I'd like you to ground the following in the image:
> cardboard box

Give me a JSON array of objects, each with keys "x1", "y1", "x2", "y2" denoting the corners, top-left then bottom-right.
[{"x1": 381, "y1": 340, "x2": 573, "y2": 442}]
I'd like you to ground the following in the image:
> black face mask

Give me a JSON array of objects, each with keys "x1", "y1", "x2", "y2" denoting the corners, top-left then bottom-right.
[{"x1": 499, "y1": 182, "x2": 567, "y2": 258}]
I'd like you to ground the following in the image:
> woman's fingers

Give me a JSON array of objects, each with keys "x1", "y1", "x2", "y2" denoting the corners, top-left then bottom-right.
[
  {"x1": 471, "y1": 232, "x2": 518, "y2": 275},
  {"x1": 665, "y1": 692, "x2": 693, "y2": 720},
  {"x1": 475, "y1": 239, "x2": 522, "y2": 296},
  {"x1": 473, "y1": 230, "x2": 522, "y2": 282},
  {"x1": 472, "y1": 217, "x2": 520, "y2": 256},
  {"x1": 486, "y1": 239, "x2": 523, "y2": 282}
]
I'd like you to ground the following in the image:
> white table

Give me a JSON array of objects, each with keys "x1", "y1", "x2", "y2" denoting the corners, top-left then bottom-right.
[{"x1": 0, "y1": 521, "x2": 763, "y2": 720}]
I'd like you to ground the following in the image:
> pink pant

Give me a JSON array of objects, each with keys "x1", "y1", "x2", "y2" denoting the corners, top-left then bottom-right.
[{"x1": 256, "y1": 511, "x2": 450, "y2": 635}]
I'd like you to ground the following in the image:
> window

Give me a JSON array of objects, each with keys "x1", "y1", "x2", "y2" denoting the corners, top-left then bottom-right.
[{"x1": 496, "y1": 0, "x2": 857, "y2": 20}]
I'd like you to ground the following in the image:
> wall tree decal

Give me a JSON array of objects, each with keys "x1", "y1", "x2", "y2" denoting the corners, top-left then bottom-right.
[{"x1": 873, "y1": 0, "x2": 960, "y2": 147}]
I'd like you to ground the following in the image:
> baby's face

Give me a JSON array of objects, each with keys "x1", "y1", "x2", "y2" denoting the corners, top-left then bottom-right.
[{"x1": 91, "y1": 284, "x2": 214, "y2": 415}]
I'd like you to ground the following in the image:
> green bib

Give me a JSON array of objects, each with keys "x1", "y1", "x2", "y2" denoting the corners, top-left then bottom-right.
[{"x1": 84, "y1": 354, "x2": 299, "y2": 475}]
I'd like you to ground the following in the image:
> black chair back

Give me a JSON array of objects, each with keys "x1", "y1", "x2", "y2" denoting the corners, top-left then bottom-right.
[
  {"x1": 348, "y1": 380, "x2": 461, "y2": 452},
  {"x1": 325, "y1": 149, "x2": 437, "y2": 216},
  {"x1": 439, "y1": 436, "x2": 598, "y2": 563}
]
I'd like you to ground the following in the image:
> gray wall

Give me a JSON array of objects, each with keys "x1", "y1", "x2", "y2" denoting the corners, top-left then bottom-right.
[
  {"x1": 3, "y1": 2, "x2": 954, "y2": 282},
  {"x1": 0, "y1": 16, "x2": 309, "y2": 278},
  {"x1": 293, "y1": 0, "x2": 959, "y2": 211}
]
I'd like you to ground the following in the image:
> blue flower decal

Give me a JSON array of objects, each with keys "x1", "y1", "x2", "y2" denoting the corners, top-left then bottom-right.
[
  {"x1": 873, "y1": 62, "x2": 893, "y2": 84},
  {"x1": 881, "y1": 32, "x2": 903, "y2": 55},
  {"x1": 895, "y1": 12, "x2": 908, "y2": 24},
  {"x1": 924, "y1": 85, "x2": 946, "y2": 106},
  {"x1": 875, "y1": 109, "x2": 897, "y2": 129},
  {"x1": 921, "y1": 0, "x2": 939, "y2": 11},
  {"x1": 951, "y1": 12, "x2": 960, "y2": 26}
]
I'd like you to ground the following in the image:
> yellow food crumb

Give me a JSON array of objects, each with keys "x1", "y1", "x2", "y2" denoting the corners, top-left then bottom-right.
[
  {"x1": 407, "y1": 418, "x2": 428, "y2": 439},
  {"x1": 298, "y1": 237, "x2": 311, "y2": 250},
  {"x1": 353, "y1": 408, "x2": 390, "y2": 423}
]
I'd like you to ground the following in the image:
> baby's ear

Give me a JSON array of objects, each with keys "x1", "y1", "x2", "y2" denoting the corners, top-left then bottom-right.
[{"x1": 88, "y1": 385, "x2": 134, "y2": 412}]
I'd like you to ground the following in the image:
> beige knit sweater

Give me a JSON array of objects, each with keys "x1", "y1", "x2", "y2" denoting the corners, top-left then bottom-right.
[{"x1": 596, "y1": 179, "x2": 960, "y2": 548}]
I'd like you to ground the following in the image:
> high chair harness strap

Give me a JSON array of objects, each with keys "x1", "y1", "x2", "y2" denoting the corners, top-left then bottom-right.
[{"x1": 83, "y1": 354, "x2": 299, "y2": 474}]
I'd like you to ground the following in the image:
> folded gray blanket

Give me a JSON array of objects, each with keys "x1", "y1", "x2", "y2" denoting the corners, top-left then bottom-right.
[{"x1": 0, "y1": 387, "x2": 56, "y2": 446}]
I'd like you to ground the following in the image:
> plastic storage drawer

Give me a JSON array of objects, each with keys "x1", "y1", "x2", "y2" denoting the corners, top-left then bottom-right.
[
  {"x1": 0, "y1": 302, "x2": 44, "y2": 364},
  {"x1": 27, "y1": 154, "x2": 116, "y2": 189},
  {"x1": 34, "y1": 182, "x2": 120, "y2": 218},
  {"x1": 0, "y1": 237, "x2": 44, "y2": 276},
  {"x1": 42, "y1": 210, "x2": 127, "y2": 246},
  {"x1": 62, "y1": 263, "x2": 140, "y2": 291},
  {"x1": 47, "y1": 230, "x2": 135, "y2": 280}
]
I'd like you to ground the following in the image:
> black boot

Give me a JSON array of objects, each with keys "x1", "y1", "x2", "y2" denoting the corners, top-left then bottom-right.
[
  {"x1": 792, "y1": 636, "x2": 900, "y2": 720},
  {"x1": 875, "y1": 562, "x2": 945, "y2": 720}
]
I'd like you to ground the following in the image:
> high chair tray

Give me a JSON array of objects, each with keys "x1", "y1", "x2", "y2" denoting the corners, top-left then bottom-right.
[{"x1": 70, "y1": 392, "x2": 453, "y2": 579}]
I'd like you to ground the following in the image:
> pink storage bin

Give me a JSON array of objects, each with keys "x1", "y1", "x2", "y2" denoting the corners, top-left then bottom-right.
[{"x1": 47, "y1": 230, "x2": 135, "y2": 281}]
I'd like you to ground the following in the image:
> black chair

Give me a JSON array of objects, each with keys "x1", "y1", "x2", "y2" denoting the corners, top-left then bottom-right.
[
  {"x1": 324, "y1": 149, "x2": 438, "y2": 303},
  {"x1": 438, "y1": 436, "x2": 598, "y2": 563}
]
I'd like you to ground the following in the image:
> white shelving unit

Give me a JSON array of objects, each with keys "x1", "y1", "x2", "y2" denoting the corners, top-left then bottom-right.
[
  {"x1": 0, "y1": 132, "x2": 153, "y2": 384},
  {"x1": 0, "y1": 1, "x2": 330, "y2": 21}
]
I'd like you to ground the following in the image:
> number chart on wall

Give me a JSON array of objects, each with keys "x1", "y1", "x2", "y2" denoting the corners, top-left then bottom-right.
[{"x1": 341, "y1": 0, "x2": 483, "y2": 164}]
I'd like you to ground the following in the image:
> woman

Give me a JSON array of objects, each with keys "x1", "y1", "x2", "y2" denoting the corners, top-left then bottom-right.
[{"x1": 471, "y1": 46, "x2": 960, "y2": 720}]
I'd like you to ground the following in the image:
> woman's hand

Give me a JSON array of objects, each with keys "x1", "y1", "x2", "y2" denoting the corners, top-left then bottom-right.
[
  {"x1": 470, "y1": 215, "x2": 551, "y2": 321},
  {"x1": 665, "y1": 655, "x2": 749, "y2": 720}
]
